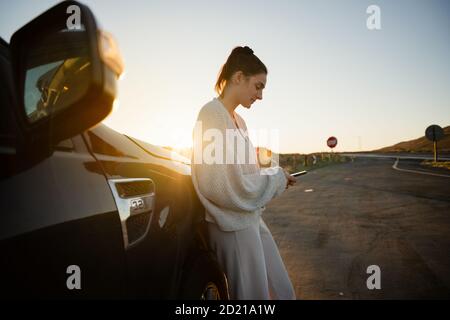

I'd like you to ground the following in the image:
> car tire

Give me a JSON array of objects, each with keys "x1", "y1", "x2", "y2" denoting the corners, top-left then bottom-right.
[{"x1": 180, "y1": 249, "x2": 229, "y2": 300}]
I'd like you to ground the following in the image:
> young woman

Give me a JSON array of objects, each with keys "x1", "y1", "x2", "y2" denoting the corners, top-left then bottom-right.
[{"x1": 191, "y1": 46, "x2": 297, "y2": 300}]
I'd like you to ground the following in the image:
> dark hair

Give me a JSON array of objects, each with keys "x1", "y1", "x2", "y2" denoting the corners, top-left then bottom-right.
[{"x1": 215, "y1": 46, "x2": 268, "y2": 96}]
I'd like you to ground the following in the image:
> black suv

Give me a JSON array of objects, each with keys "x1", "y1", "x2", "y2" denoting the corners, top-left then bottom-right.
[{"x1": 0, "y1": 1, "x2": 228, "y2": 299}]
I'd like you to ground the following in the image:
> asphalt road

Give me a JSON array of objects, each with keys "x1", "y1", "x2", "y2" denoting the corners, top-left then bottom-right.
[{"x1": 264, "y1": 157, "x2": 450, "y2": 299}]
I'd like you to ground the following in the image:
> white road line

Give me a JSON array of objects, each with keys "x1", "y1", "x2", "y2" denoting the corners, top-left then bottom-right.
[{"x1": 392, "y1": 158, "x2": 450, "y2": 178}]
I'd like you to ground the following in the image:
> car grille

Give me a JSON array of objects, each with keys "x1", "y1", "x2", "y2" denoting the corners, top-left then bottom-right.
[{"x1": 126, "y1": 211, "x2": 152, "y2": 244}]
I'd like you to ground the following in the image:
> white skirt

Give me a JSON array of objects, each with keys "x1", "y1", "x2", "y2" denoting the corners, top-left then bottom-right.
[{"x1": 207, "y1": 217, "x2": 296, "y2": 300}]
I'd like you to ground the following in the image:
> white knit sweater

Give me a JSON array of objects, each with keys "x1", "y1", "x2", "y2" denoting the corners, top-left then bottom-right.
[{"x1": 191, "y1": 98, "x2": 287, "y2": 231}]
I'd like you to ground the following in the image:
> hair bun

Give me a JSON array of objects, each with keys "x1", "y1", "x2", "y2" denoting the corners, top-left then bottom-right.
[
  {"x1": 241, "y1": 46, "x2": 254, "y2": 55},
  {"x1": 233, "y1": 46, "x2": 254, "y2": 56}
]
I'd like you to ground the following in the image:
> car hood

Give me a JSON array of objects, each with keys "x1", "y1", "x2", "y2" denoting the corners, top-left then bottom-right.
[{"x1": 125, "y1": 135, "x2": 191, "y2": 166}]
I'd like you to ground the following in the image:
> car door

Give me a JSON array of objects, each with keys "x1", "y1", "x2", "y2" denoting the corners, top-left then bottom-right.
[
  {"x1": 83, "y1": 124, "x2": 198, "y2": 298},
  {"x1": 0, "y1": 37, "x2": 126, "y2": 299}
]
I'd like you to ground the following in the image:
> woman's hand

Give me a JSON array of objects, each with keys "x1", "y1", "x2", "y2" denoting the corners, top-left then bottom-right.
[{"x1": 283, "y1": 169, "x2": 297, "y2": 189}]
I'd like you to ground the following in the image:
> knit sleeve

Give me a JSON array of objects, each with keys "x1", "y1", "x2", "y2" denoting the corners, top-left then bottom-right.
[{"x1": 192, "y1": 106, "x2": 287, "y2": 213}]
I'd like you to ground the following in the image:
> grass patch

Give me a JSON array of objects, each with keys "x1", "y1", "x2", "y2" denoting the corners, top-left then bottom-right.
[
  {"x1": 278, "y1": 153, "x2": 351, "y2": 173},
  {"x1": 421, "y1": 160, "x2": 450, "y2": 171}
]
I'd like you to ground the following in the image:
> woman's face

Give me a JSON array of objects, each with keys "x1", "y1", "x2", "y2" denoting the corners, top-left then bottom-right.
[{"x1": 235, "y1": 72, "x2": 267, "y2": 109}]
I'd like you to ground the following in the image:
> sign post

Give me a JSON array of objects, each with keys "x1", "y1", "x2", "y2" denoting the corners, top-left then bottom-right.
[
  {"x1": 327, "y1": 136, "x2": 338, "y2": 161},
  {"x1": 425, "y1": 125, "x2": 444, "y2": 162}
]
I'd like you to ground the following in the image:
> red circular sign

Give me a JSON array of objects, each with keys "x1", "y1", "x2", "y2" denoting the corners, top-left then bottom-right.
[{"x1": 327, "y1": 136, "x2": 337, "y2": 148}]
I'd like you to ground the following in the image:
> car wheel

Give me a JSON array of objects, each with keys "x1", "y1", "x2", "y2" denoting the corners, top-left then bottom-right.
[
  {"x1": 180, "y1": 250, "x2": 229, "y2": 300},
  {"x1": 201, "y1": 281, "x2": 221, "y2": 300}
]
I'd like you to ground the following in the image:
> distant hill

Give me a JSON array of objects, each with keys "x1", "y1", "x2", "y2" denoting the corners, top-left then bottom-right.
[{"x1": 375, "y1": 125, "x2": 450, "y2": 153}]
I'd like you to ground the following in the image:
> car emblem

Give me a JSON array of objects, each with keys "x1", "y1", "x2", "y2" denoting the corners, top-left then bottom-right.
[{"x1": 130, "y1": 198, "x2": 145, "y2": 212}]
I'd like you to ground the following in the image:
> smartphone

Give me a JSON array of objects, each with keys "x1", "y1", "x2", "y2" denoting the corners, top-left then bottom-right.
[{"x1": 290, "y1": 170, "x2": 307, "y2": 177}]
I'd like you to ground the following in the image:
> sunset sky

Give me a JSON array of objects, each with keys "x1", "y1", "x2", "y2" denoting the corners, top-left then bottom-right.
[{"x1": 2, "y1": 0, "x2": 449, "y2": 153}]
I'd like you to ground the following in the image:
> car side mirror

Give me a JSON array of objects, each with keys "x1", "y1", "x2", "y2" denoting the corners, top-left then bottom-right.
[{"x1": 10, "y1": 0, "x2": 123, "y2": 148}]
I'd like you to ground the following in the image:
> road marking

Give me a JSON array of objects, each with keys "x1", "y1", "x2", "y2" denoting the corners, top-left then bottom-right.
[
  {"x1": 392, "y1": 158, "x2": 450, "y2": 178},
  {"x1": 304, "y1": 189, "x2": 314, "y2": 192}
]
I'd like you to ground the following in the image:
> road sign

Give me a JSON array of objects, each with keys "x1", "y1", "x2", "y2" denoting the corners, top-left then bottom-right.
[
  {"x1": 425, "y1": 125, "x2": 444, "y2": 162},
  {"x1": 327, "y1": 136, "x2": 338, "y2": 149},
  {"x1": 425, "y1": 125, "x2": 444, "y2": 142}
]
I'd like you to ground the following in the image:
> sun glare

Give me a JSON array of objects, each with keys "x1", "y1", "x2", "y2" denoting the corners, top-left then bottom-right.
[{"x1": 112, "y1": 98, "x2": 120, "y2": 113}]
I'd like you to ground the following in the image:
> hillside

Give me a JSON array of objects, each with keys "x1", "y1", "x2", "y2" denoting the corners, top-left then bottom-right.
[{"x1": 375, "y1": 125, "x2": 450, "y2": 153}]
